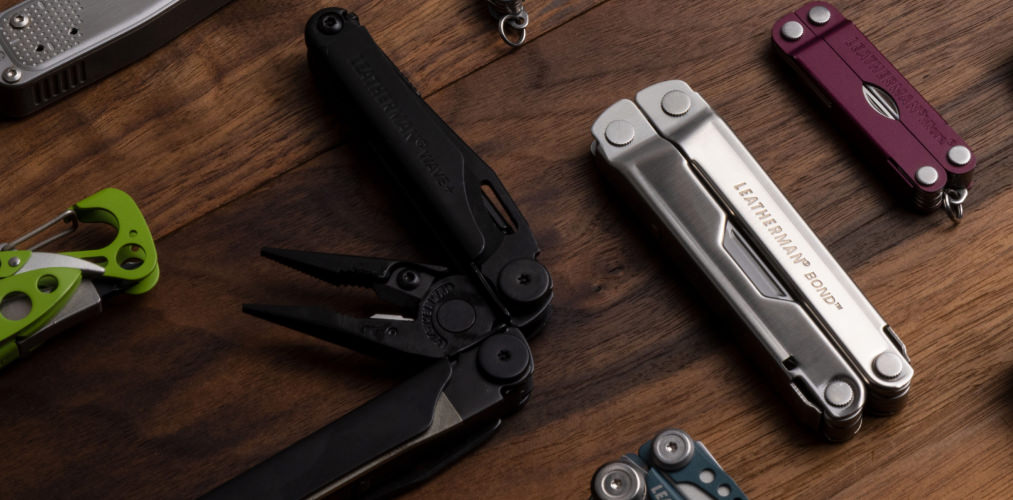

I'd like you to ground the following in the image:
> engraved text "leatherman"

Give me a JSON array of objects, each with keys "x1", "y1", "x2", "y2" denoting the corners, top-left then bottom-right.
[
  {"x1": 734, "y1": 182, "x2": 811, "y2": 267},
  {"x1": 351, "y1": 55, "x2": 454, "y2": 193}
]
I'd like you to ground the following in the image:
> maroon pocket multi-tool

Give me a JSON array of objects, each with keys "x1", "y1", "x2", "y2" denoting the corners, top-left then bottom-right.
[{"x1": 773, "y1": 2, "x2": 976, "y2": 221}]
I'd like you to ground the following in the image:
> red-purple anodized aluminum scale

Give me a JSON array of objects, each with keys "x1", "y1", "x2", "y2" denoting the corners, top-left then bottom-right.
[{"x1": 772, "y1": 2, "x2": 975, "y2": 219}]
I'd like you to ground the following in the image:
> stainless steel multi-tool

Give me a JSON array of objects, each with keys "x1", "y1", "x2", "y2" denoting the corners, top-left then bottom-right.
[
  {"x1": 590, "y1": 429, "x2": 747, "y2": 500},
  {"x1": 0, "y1": 0, "x2": 232, "y2": 117},
  {"x1": 590, "y1": 81, "x2": 912, "y2": 441},
  {"x1": 772, "y1": 2, "x2": 976, "y2": 222}
]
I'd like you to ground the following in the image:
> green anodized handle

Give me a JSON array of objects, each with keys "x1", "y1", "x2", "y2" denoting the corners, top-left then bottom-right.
[
  {"x1": 0, "y1": 188, "x2": 159, "y2": 369},
  {"x1": 0, "y1": 267, "x2": 84, "y2": 368},
  {"x1": 0, "y1": 250, "x2": 31, "y2": 279},
  {"x1": 62, "y1": 188, "x2": 160, "y2": 295}
]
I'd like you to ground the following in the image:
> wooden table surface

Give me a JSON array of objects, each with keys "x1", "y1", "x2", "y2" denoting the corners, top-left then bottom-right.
[{"x1": 1, "y1": 0, "x2": 1010, "y2": 498}]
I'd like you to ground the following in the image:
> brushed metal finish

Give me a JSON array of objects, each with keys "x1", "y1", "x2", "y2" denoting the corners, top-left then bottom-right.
[
  {"x1": 661, "y1": 90, "x2": 691, "y2": 117},
  {"x1": 592, "y1": 91, "x2": 865, "y2": 440},
  {"x1": 633, "y1": 80, "x2": 911, "y2": 410},
  {"x1": 0, "y1": 0, "x2": 233, "y2": 117},
  {"x1": 17, "y1": 279, "x2": 101, "y2": 352},
  {"x1": 605, "y1": 120, "x2": 636, "y2": 147},
  {"x1": 862, "y1": 83, "x2": 901, "y2": 121},
  {"x1": 1, "y1": 0, "x2": 175, "y2": 69}
]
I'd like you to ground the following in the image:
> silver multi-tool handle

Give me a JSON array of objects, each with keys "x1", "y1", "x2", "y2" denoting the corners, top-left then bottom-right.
[
  {"x1": 0, "y1": 0, "x2": 231, "y2": 117},
  {"x1": 591, "y1": 81, "x2": 912, "y2": 440}
]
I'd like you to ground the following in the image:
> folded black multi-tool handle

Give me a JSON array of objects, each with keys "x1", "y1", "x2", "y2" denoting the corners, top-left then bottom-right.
[
  {"x1": 305, "y1": 8, "x2": 551, "y2": 331},
  {"x1": 0, "y1": 0, "x2": 232, "y2": 117},
  {"x1": 202, "y1": 8, "x2": 552, "y2": 499},
  {"x1": 205, "y1": 315, "x2": 533, "y2": 500}
]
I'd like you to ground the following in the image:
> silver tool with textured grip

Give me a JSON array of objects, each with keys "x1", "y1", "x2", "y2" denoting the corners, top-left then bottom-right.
[
  {"x1": 590, "y1": 80, "x2": 912, "y2": 441},
  {"x1": 0, "y1": 0, "x2": 232, "y2": 117}
]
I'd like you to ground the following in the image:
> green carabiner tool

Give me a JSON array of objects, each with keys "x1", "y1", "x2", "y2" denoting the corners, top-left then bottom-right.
[{"x1": 0, "y1": 188, "x2": 159, "y2": 369}]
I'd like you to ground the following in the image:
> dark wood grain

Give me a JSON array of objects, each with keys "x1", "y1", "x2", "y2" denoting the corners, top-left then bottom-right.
[
  {"x1": 0, "y1": 0, "x2": 606, "y2": 239},
  {"x1": 0, "y1": 0, "x2": 1011, "y2": 498}
]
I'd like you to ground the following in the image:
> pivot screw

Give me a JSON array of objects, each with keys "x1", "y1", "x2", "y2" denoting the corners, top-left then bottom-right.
[
  {"x1": 808, "y1": 6, "x2": 832, "y2": 25},
  {"x1": 435, "y1": 299, "x2": 476, "y2": 333},
  {"x1": 661, "y1": 90, "x2": 692, "y2": 117},
  {"x1": 915, "y1": 166, "x2": 940, "y2": 186},
  {"x1": 10, "y1": 14, "x2": 29, "y2": 29},
  {"x1": 825, "y1": 380, "x2": 855, "y2": 407},
  {"x1": 8, "y1": 256, "x2": 21, "y2": 267},
  {"x1": 2, "y1": 67, "x2": 21, "y2": 83},
  {"x1": 477, "y1": 334, "x2": 530, "y2": 382},
  {"x1": 591, "y1": 462, "x2": 646, "y2": 500},
  {"x1": 873, "y1": 352, "x2": 904, "y2": 380},
  {"x1": 781, "y1": 21, "x2": 805, "y2": 41},
  {"x1": 947, "y1": 145, "x2": 972, "y2": 166},
  {"x1": 650, "y1": 429, "x2": 695, "y2": 471},
  {"x1": 319, "y1": 13, "x2": 343, "y2": 34},
  {"x1": 605, "y1": 120, "x2": 636, "y2": 147},
  {"x1": 397, "y1": 270, "x2": 420, "y2": 290},
  {"x1": 498, "y1": 259, "x2": 550, "y2": 304}
]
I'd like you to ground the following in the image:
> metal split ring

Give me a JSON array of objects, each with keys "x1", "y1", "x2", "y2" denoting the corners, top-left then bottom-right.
[
  {"x1": 498, "y1": 12, "x2": 528, "y2": 47},
  {"x1": 942, "y1": 188, "x2": 968, "y2": 224}
]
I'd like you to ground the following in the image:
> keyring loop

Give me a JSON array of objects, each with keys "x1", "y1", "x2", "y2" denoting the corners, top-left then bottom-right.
[
  {"x1": 942, "y1": 188, "x2": 967, "y2": 224},
  {"x1": 498, "y1": 13, "x2": 527, "y2": 47}
]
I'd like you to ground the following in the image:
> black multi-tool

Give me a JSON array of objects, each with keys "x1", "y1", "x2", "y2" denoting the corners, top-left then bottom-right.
[{"x1": 202, "y1": 7, "x2": 552, "y2": 500}]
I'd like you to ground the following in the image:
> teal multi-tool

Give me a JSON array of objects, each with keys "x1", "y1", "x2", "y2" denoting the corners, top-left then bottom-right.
[
  {"x1": 590, "y1": 429, "x2": 747, "y2": 500},
  {"x1": 0, "y1": 188, "x2": 158, "y2": 369}
]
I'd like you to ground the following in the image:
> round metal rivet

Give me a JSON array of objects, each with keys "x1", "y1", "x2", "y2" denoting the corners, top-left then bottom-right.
[
  {"x1": 477, "y1": 333, "x2": 530, "y2": 382},
  {"x1": 661, "y1": 90, "x2": 692, "y2": 117},
  {"x1": 873, "y1": 352, "x2": 904, "y2": 380},
  {"x1": 591, "y1": 462, "x2": 645, "y2": 500},
  {"x1": 319, "y1": 13, "x2": 343, "y2": 34},
  {"x1": 781, "y1": 21, "x2": 805, "y2": 41},
  {"x1": 947, "y1": 145, "x2": 972, "y2": 166},
  {"x1": 2, "y1": 67, "x2": 21, "y2": 83},
  {"x1": 397, "y1": 270, "x2": 420, "y2": 290},
  {"x1": 10, "y1": 14, "x2": 29, "y2": 29},
  {"x1": 8, "y1": 257, "x2": 21, "y2": 267},
  {"x1": 808, "y1": 6, "x2": 832, "y2": 25},
  {"x1": 825, "y1": 380, "x2": 854, "y2": 407},
  {"x1": 915, "y1": 166, "x2": 940, "y2": 186},
  {"x1": 650, "y1": 429, "x2": 695, "y2": 471},
  {"x1": 436, "y1": 299, "x2": 476, "y2": 333},
  {"x1": 605, "y1": 120, "x2": 636, "y2": 147},
  {"x1": 498, "y1": 258, "x2": 551, "y2": 304}
]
